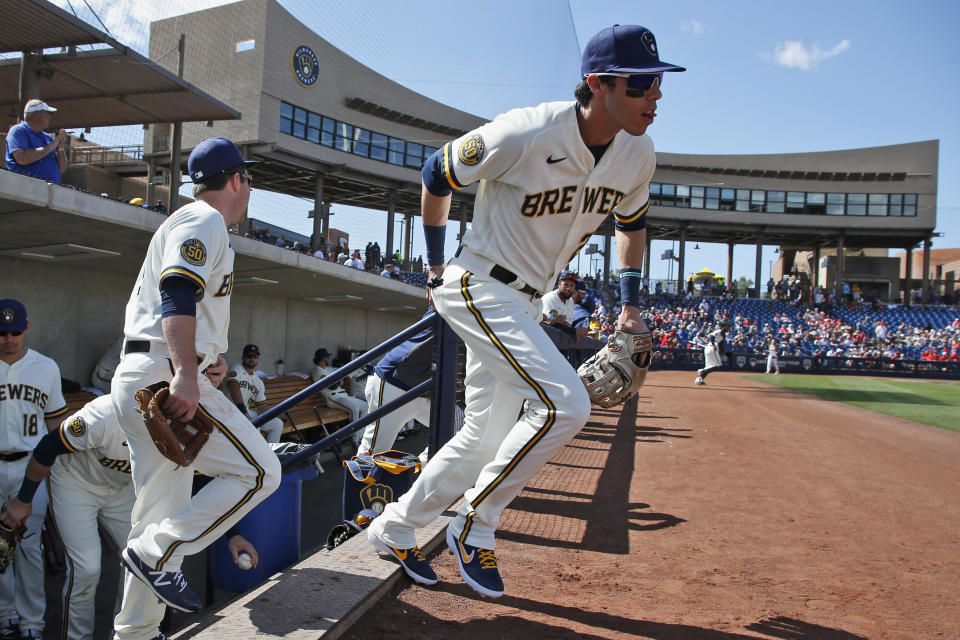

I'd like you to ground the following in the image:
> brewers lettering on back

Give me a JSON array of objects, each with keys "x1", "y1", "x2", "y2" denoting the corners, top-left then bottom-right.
[
  {"x1": 110, "y1": 137, "x2": 280, "y2": 640},
  {"x1": 366, "y1": 24, "x2": 684, "y2": 597}
]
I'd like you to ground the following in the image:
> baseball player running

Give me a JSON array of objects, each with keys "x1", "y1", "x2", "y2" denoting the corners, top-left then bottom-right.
[
  {"x1": 110, "y1": 137, "x2": 280, "y2": 640},
  {"x1": 695, "y1": 323, "x2": 727, "y2": 385},
  {"x1": 367, "y1": 25, "x2": 683, "y2": 597},
  {"x1": 0, "y1": 299, "x2": 68, "y2": 640},
  {"x1": 225, "y1": 344, "x2": 284, "y2": 442}
]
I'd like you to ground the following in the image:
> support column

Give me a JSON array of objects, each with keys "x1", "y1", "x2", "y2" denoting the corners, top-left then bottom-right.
[
  {"x1": 167, "y1": 122, "x2": 182, "y2": 214},
  {"x1": 404, "y1": 213, "x2": 414, "y2": 262},
  {"x1": 311, "y1": 173, "x2": 324, "y2": 253},
  {"x1": 813, "y1": 246, "x2": 821, "y2": 289},
  {"x1": 921, "y1": 237, "x2": 932, "y2": 303},
  {"x1": 166, "y1": 36, "x2": 186, "y2": 215},
  {"x1": 145, "y1": 158, "x2": 156, "y2": 205},
  {"x1": 904, "y1": 246, "x2": 913, "y2": 304},
  {"x1": 835, "y1": 236, "x2": 845, "y2": 304},
  {"x1": 643, "y1": 232, "x2": 652, "y2": 278},
  {"x1": 726, "y1": 243, "x2": 734, "y2": 294},
  {"x1": 385, "y1": 191, "x2": 396, "y2": 262},
  {"x1": 677, "y1": 227, "x2": 687, "y2": 294},
  {"x1": 602, "y1": 234, "x2": 612, "y2": 284},
  {"x1": 18, "y1": 51, "x2": 41, "y2": 113},
  {"x1": 754, "y1": 236, "x2": 763, "y2": 299}
]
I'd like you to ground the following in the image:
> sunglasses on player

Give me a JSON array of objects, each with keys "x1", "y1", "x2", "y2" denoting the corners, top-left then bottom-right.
[
  {"x1": 0, "y1": 331, "x2": 24, "y2": 337},
  {"x1": 594, "y1": 72, "x2": 663, "y2": 98}
]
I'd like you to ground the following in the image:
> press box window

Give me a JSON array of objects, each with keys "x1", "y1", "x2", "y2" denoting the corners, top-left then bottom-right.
[
  {"x1": 765, "y1": 191, "x2": 785, "y2": 213},
  {"x1": 903, "y1": 194, "x2": 917, "y2": 216},
  {"x1": 847, "y1": 193, "x2": 866, "y2": 216},
  {"x1": 786, "y1": 192, "x2": 805, "y2": 213},
  {"x1": 236, "y1": 39, "x2": 255, "y2": 53},
  {"x1": 826, "y1": 193, "x2": 845, "y2": 215},
  {"x1": 806, "y1": 193, "x2": 826, "y2": 215},
  {"x1": 370, "y1": 133, "x2": 388, "y2": 161},
  {"x1": 690, "y1": 186, "x2": 704, "y2": 209},
  {"x1": 321, "y1": 117, "x2": 335, "y2": 147},
  {"x1": 868, "y1": 193, "x2": 887, "y2": 216},
  {"x1": 279, "y1": 102, "x2": 293, "y2": 135},
  {"x1": 388, "y1": 138, "x2": 405, "y2": 165}
]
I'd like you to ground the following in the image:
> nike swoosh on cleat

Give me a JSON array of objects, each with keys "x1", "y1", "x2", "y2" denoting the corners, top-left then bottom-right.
[
  {"x1": 458, "y1": 542, "x2": 475, "y2": 564},
  {"x1": 394, "y1": 548, "x2": 408, "y2": 561},
  {"x1": 546, "y1": 155, "x2": 566, "y2": 164}
]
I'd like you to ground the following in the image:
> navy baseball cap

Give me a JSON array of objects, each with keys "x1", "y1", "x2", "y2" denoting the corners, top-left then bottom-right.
[
  {"x1": 0, "y1": 299, "x2": 28, "y2": 332},
  {"x1": 187, "y1": 137, "x2": 258, "y2": 183},
  {"x1": 581, "y1": 25, "x2": 686, "y2": 76},
  {"x1": 242, "y1": 344, "x2": 260, "y2": 356},
  {"x1": 314, "y1": 348, "x2": 330, "y2": 362}
]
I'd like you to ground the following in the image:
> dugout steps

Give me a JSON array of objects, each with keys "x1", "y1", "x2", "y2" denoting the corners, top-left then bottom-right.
[{"x1": 170, "y1": 507, "x2": 455, "y2": 640}]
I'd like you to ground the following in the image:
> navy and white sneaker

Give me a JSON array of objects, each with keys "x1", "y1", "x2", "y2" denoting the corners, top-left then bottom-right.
[
  {"x1": 367, "y1": 528, "x2": 437, "y2": 585},
  {"x1": 0, "y1": 619, "x2": 18, "y2": 640},
  {"x1": 121, "y1": 547, "x2": 202, "y2": 612},
  {"x1": 446, "y1": 524, "x2": 504, "y2": 598}
]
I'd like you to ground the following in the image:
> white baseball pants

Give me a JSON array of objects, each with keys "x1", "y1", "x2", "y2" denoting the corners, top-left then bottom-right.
[{"x1": 371, "y1": 260, "x2": 591, "y2": 550}]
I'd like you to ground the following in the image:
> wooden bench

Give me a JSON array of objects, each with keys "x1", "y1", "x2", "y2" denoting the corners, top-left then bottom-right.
[
  {"x1": 258, "y1": 375, "x2": 351, "y2": 440},
  {"x1": 64, "y1": 390, "x2": 98, "y2": 414}
]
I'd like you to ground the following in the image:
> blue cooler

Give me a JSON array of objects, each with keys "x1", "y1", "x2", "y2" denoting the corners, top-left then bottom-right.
[{"x1": 208, "y1": 464, "x2": 318, "y2": 592}]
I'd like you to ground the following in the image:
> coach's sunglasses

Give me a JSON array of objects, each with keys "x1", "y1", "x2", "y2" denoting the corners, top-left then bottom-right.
[
  {"x1": 0, "y1": 331, "x2": 24, "y2": 337},
  {"x1": 595, "y1": 72, "x2": 663, "y2": 98}
]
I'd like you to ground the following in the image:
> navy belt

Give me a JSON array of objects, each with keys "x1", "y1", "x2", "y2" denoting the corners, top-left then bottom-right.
[
  {"x1": 0, "y1": 451, "x2": 29, "y2": 462},
  {"x1": 455, "y1": 246, "x2": 541, "y2": 298}
]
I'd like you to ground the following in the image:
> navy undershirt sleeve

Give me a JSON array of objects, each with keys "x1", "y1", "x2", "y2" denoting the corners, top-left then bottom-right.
[
  {"x1": 33, "y1": 428, "x2": 72, "y2": 467},
  {"x1": 160, "y1": 276, "x2": 198, "y2": 318},
  {"x1": 421, "y1": 147, "x2": 454, "y2": 197}
]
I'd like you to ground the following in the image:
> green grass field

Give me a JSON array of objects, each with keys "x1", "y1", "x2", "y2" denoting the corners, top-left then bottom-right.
[{"x1": 748, "y1": 375, "x2": 960, "y2": 432}]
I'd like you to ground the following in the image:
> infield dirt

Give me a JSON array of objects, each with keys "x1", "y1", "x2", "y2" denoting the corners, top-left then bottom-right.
[{"x1": 345, "y1": 370, "x2": 960, "y2": 639}]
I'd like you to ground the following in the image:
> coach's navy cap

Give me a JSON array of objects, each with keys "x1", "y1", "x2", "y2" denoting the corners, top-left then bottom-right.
[
  {"x1": 187, "y1": 137, "x2": 258, "y2": 183},
  {"x1": 0, "y1": 299, "x2": 28, "y2": 332},
  {"x1": 581, "y1": 25, "x2": 686, "y2": 76},
  {"x1": 242, "y1": 344, "x2": 260, "y2": 356},
  {"x1": 313, "y1": 348, "x2": 331, "y2": 363}
]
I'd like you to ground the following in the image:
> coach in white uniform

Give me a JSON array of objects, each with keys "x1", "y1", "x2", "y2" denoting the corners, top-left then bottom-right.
[
  {"x1": 225, "y1": 344, "x2": 283, "y2": 442},
  {"x1": 110, "y1": 138, "x2": 280, "y2": 639},
  {"x1": 367, "y1": 25, "x2": 683, "y2": 598},
  {"x1": 0, "y1": 300, "x2": 68, "y2": 640}
]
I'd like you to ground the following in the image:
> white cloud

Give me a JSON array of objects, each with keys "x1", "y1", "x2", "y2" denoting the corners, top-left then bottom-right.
[
  {"x1": 681, "y1": 19, "x2": 709, "y2": 37},
  {"x1": 772, "y1": 39, "x2": 851, "y2": 71}
]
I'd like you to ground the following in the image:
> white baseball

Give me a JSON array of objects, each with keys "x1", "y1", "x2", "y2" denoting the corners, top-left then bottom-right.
[{"x1": 237, "y1": 552, "x2": 253, "y2": 570}]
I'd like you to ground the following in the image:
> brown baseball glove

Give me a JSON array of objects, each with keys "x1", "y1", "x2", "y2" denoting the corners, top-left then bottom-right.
[
  {"x1": 577, "y1": 330, "x2": 654, "y2": 407},
  {"x1": 0, "y1": 511, "x2": 26, "y2": 573},
  {"x1": 135, "y1": 383, "x2": 216, "y2": 467}
]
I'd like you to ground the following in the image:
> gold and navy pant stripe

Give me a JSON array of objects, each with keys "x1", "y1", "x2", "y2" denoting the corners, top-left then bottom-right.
[
  {"x1": 155, "y1": 404, "x2": 266, "y2": 570},
  {"x1": 458, "y1": 271, "x2": 557, "y2": 513}
]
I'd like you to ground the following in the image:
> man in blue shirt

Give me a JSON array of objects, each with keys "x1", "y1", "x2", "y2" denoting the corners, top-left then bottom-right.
[{"x1": 5, "y1": 100, "x2": 67, "y2": 183}]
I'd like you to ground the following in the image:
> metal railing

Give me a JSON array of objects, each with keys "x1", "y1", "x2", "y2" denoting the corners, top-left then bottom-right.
[{"x1": 70, "y1": 144, "x2": 145, "y2": 166}]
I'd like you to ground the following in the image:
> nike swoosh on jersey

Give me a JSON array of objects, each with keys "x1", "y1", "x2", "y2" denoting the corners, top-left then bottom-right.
[{"x1": 546, "y1": 155, "x2": 566, "y2": 164}]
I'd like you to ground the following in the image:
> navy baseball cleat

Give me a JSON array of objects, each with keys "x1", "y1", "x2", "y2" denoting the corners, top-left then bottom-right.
[
  {"x1": 121, "y1": 547, "x2": 202, "y2": 612},
  {"x1": 446, "y1": 524, "x2": 504, "y2": 598},
  {"x1": 367, "y1": 528, "x2": 437, "y2": 585}
]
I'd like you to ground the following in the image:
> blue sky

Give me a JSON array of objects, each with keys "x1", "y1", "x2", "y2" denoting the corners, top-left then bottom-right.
[{"x1": 52, "y1": 0, "x2": 960, "y2": 283}]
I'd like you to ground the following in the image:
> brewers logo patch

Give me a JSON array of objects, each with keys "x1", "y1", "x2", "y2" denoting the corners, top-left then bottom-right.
[
  {"x1": 67, "y1": 416, "x2": 86, "y2": 437},
  {"x1": 292, "y1": 45, "x2": 320, "y2": 87},
  {"x1": 359, "y1": 483, "x2": 394, "y2": 514},
  {"x1": 458, "y1": 135, "x2": 485, "y2": 166},
  {"x1": 0, "y1": 308, "x2": 13, "y2": 324},
  {"x1": 180, "y1": 239, "x2": 207, "y2": 266},
  {"x1": 641, "y1": 30, "x2": 657, "y2": 55}
]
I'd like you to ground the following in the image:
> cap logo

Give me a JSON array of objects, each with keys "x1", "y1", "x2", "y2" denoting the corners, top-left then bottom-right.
[
  {"x1": 180, "y1": 239, "x2": 207, "y2": 266},
  {"x1": 1, "y1": 309, "x2": 13, "y2": 323},
  {"x1": 67, "y1": 416, "x2": 86, "y2": 437},
  {"x1": 292, "y1": 44, "x2": 320, "y2": 87},
  {"x1": 194, "y1": 170, "x2": 204, "y2": 180},
  {"x1": 641, "y1": 31, "x2": 657, "y2": 55},
  {"x1": 458, "y1": 135, "x2": 485, "y2": 166}
]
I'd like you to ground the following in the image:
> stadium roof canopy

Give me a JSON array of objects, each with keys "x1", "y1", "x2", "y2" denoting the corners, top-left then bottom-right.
[{"x1": 0, "y1": 0, "x2": 239, "y2": 128}]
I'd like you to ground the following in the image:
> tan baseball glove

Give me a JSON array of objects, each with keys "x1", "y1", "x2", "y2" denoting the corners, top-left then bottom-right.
[
  {"x1": 135, "y1": 383, "x2": 216, "y2": 467},
  {"x1": 0, "y1": 511, "x2": 26, "y2": 574},
  {"x1": 577, "y1": 330, "x2": 654, "y2": 407}
]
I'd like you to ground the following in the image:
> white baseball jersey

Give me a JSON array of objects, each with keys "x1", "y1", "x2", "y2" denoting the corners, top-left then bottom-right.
[
  {"x1": 225, "y1": 365, "x2": 266, "y2": 411},
  {"x1": 0, "y1": 349, "x2": 67, "y2": 451},
  {"x1": 122, "y1": 200, "x2": 234, "y2": 366},
  {"x1": 440, "y1": 100, "x2": 655, "y2": 292},
  {"x1": 55, "y1": 393, "x2": 131, "y2": 490},
  {"x1": 538, "y1": 289, "x2": 575, "y2": 323}
]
